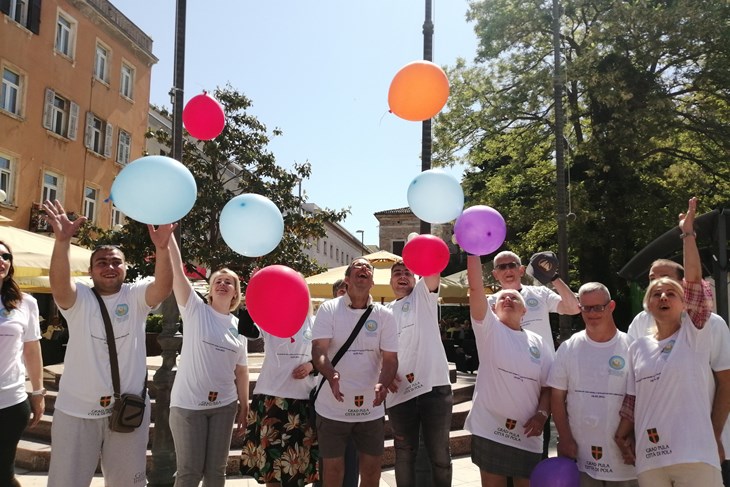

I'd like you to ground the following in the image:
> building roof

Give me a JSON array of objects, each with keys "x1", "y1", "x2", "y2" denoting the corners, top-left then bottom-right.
[{"x1": 373, "y1": 207, "x2": 413, "y2": 216}]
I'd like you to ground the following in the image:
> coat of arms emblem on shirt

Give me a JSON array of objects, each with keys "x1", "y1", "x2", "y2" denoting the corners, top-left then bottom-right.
[
  {"x1": 354, "y1": 395, "x2": 364, "y2": 407},
  {"x1": 406, "y1": 373, "x2": 415, "y2": 383},
  {"x1": 505, "y1": 418, "x2": 517, "y2": 430},
  {"x1": 591, "y1": 446, "x2": 603, "y2": 460},
  {"x1": 647, "y1": 428, "x2": 659, "y2": 443},
  {"x1": 208, "y1": 391, "x2": 218, "y2": 402},
  {"x1": 100, "y1": 396, "x2": 112, "y2": 407}
]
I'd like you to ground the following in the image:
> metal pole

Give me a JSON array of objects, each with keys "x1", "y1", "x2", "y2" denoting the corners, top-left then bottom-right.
[
  {"x1": 148, "y1": 0, "x2": 185, "y2": 484},
  {"x1": 419, "y1": 0, "x2": 433, "y2": 236},
  {"x1": 552, "y1": 0, "x2": 571, "y2": 341}
]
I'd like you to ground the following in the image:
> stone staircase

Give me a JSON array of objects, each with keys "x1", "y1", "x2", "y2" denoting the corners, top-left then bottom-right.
[{"x1": 16, "y1": 354, "x2": 476, "y2": 474}]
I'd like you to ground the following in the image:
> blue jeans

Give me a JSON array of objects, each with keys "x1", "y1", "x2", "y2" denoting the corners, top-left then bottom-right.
[{"x1": 387, "y1": 385, "x2": 453, "y2": 487}]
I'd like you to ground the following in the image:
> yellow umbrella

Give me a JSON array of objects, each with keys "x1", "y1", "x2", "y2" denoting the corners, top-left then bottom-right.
[
  {"x1": 0, "y1": 226, "x2": 93, "y2": 277},
  {"x1": 16, "y1": 275, "x2": 93, "y2": 293}
]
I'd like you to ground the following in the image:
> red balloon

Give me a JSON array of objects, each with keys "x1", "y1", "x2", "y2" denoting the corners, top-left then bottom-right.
[
  {"x1": 182, "y1": 92, "x2": 225, "y2": 140},
  {"x1": 246, "y1": 265, "x2": 309, "y2": 338},
  {"x1": 388, "y1": 61, "x2": 450, "y2": 122},
  {"x1": 402, "y1": 234, "x2": 450, "y2": 276}
]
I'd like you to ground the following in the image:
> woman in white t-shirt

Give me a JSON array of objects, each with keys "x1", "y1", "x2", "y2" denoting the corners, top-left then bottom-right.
[
  {"x1": 168, "y1": 237, "x2": 249, "y2": 487},
  {"x1": 0, "y1": 241, "x2": 45, "y2": 487},
  {"x1": 239, "y1": 299, "x2": 319, "y2": 486},
  {"x1": 465, "y1": 255, "x2": 553, "y2": 487}
]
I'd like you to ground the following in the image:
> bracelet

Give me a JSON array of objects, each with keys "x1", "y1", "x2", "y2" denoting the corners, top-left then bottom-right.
[
  {"x1": 31, "y1": 388, "x2": 47, "y2": 397},
  {"x1": 537, "y1": 409, "x2": 549, "y2": 418},
  {"x1": 679, "y1": 231, "x2": 696, "y2": 239}
]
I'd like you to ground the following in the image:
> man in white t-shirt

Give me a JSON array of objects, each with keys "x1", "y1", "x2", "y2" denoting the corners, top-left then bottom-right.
[
  {"x1": 42, "y1": 200, "x2": 174, "y2": 487},
  {"x1": 312, "y1": 258, "x2": 399, "y2": 487},
  {"x1": 488, "y1": 250, "x2": 580, "y2": 458},
  {"x1": 386, "y1": 260, "x2": 453, "y2": 487},
  {"x1": 626, "y1": 258, "x2": 730, "y2": 486},
  {"x1": 549, "y1": 282, "x2": 639, "y2": 487}
]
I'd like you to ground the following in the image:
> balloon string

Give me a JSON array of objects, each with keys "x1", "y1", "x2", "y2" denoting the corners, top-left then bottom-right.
[{"x1": 378, "y1": 110, "x2": 391, "y2": 126}]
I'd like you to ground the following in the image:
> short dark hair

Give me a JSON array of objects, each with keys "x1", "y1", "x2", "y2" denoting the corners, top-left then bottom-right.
[
  {"x1": 90, "y1": 244, "x2": 125, "y2": 267},
  {"x1": 650, "y1": 259, "x2": 684, "y2": 280},
  {"x1": 332, "y1": 278, "x2": 346, "y2": 297}
]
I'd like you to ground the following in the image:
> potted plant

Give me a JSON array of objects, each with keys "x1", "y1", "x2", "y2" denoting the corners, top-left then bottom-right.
[{"x1": 145, "y1": 314, "x2": 164, "y2": 356}]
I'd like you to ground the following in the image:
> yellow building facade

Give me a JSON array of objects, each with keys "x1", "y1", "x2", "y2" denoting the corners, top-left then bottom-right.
[{"x1": 0, "y1": 0, "x2": 156, "y2": 231}]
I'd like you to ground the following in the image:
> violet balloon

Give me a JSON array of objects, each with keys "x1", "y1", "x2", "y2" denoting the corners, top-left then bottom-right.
[
  {"x1": 246, "y1": 265, "x2": 309, "y2": 338},
  {"x1": 453, "y1": 205, "x2": 507, "y2": 256},
  {"x1": 530, "y1": 457, "x2": 580, "y2": 487}
]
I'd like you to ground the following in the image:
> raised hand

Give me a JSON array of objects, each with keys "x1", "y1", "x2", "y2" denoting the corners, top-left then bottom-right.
[
  {"x1": 42, "y1": 200, "x2": 86, "y2": 241},
  {"x1": 678, "y1": 196, "x2": 697, "y2": 235},
  {"x1": 147, "y1": 223, "x2": 177, "y2": 250}
]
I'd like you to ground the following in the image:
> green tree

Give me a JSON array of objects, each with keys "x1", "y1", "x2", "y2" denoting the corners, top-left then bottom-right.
[
  {"x1": 435, "y1": 0, "x2": 730, "y2": 321},
  {"x1": 78, "y1": 85, "x2": 348, "y2": 284}
]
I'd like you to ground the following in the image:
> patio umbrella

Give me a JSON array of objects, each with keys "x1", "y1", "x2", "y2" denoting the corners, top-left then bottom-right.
[
  {"x1": 16, "y1": 275, "x2": 93, "y2": 293},
  {"x1": 0, "y1": 226, "x2": 93, "y2": 277}
]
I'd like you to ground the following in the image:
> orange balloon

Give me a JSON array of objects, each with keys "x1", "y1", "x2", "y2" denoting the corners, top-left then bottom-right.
[{"x1": 388, "y1": 60, "x2": 450, "y2": 122}]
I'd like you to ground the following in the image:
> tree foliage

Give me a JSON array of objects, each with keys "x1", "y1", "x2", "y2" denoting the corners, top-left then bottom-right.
[
  {"x1": 78, "y1": 85, "x2": 348, "y2": 285},
  {"x1": 435, "y1": 0, "x2": 730, "y2": 320}
]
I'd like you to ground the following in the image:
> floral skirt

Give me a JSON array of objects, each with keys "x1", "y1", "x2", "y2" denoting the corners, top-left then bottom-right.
[{"x1": 240, "y1": 394, "x2": 319, "y2": 486}]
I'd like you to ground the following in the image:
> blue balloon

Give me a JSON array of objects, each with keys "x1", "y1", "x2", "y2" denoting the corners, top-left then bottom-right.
[
  {"x1": 219, "y1": 194, "x2": 284, "y2": 257},
  {"x1": 407, "y1": 169, "x2": 464, "y2": 224},
  {"x1": 111, "y1": 156, "x2": 197, "y2": 224}
]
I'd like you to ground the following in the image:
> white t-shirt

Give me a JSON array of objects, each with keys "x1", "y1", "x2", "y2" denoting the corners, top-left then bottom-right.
[
  {"x1": 252, "y1": 316, "x2": 316, "y2": 400},
  {"x1": 386, "y1": 279, "x2": 451, "y2": 408},
  {"x1": 464, "y1": 310, "x2": 553, "y2": 454},
  {"x1": 311, "y1": 295, "x2": 398, "y2": 422},
  {"x1": 628, "y1": 310, "x2": 730, "y2": 459},
  {"x1": 627, "y1": 316, "x2": 719, "y2": 474},
  {"x1": 489, "y1": 285, "x2": 560, "y2": 352},
  {"x1": 547, "y1": 330, "x2": 637, "y2": 481},
  {"x1": 0, "y1": 294, "x2": 41, "y2": 409},
  {"x1": 171, "y1": 292, "x2": 247, "y2": 410},
  {"x1": 56, "y1": 282, "x2": 151, "y2": 418}
]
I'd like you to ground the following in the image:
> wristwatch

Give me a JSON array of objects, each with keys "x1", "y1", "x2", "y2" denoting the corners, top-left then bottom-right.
[{"x1": 30, "y1": 388, "x2": 47, "y2": 397}]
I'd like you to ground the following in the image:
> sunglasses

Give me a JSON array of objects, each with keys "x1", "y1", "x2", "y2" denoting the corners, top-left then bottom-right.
[
  {"x1": 579, "y1": 302, "x2": 610, "y2": 313},
  {"x1": 0, "y1": 253, "x2": 12, "y2": 262},
  {"x1": 494, "y1": 262, "x2": 519, "y2": 271}
]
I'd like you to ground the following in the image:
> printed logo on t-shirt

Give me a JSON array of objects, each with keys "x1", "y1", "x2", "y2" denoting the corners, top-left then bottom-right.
[
  {"x1": 354, "y1": 395, "x2": 364, "y2": 407},
  {"x1": 647, "y1": 428, "x2": 659, "y2": 443},
  {"x1": 100, "y1": 396, "x2": 112, "y2": 407},
  {"x1": 609, "y1": 355, "x2": 626, "y2": 370},
  {"x1": 303, "y1": 327, "x2": 313, "y2": 341},
  {"x1": 228, "y1": 326, "x2": 239, "y2": 338},
  {"x1": 406, "y1": 373, "x2": 415, "y2": 383},
  {"x1": 365, "y1": 320, "x2": 378, "y2": 334},
  {"x1": 591, "y1": 446, "x2": 603, "y2": 460},
  {"x1": 115, "y1": 304, "x2": 129, "y2": 317},
  {"x1": 0, "y1": 307, "x2": 11, "y2": 318},
  {"x1": 660, "y1": 340, "x2": 675, "y2": 357},
  {"x1": 525, "y1": 297, "x2": 539, "y2": 308},
  {"x1": 505, "y1": 418, "x2": 517, "y2": 430},
  {"x1": 208, "y1": 391, "x2": 218, "y2": 402},
  {"x1": 401, "y1": 302, "x2": 411, "y2": 312},
  {"x1": 529, "y1": 345, "x2": 541, "y2": 359}
]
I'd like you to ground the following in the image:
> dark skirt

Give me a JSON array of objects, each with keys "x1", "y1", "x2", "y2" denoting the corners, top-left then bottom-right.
[
  {"x1": 471, "y1": 435, "x2": 541, "y2": 479},
  {"x1": 240, "y1": 394, "x2": 319, "y2": 486}
]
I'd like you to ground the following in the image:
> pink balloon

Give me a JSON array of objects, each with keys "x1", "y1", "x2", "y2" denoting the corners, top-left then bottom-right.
[
  {"x1": 453, "y1": 205, "x2": 507, "y2": 256},
  {"x1": 246, "y1": 265, "x2": 309, "y2": 338},
  {"x1": 402, "y1": 234, "x2": 450, "y2": 276},
  {"x1": 182, "y1": 93, "x2": 225, "y2": 140}
]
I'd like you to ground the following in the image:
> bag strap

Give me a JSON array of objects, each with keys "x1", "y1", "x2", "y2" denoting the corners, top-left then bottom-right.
[
  {"x1": 91, "y1": 287, "x2": 147, "y2": 399},
  {"x1": 312, "y1": 304, "x2": 373, "y2": 401}
]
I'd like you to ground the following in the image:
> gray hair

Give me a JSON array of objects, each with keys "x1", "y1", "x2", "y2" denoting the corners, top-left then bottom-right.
[
  {"x1": 493, "y1": 251, "x2": 521, "y2": 266},
  {"x1": 578, "y1": 282, "x2": 611, "y2": 301}
]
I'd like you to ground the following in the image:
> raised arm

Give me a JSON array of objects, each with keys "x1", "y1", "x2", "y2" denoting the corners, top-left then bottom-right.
[
  {"x1": 681, "y1": 197, "x2": 701, "y2": 283},
  {"x1": 42, "y1": 200, "x2": 87, "y2": 310},
  {"x1": 423, "y1": 272, "x2": 440, "y2": 293},
  {"x1": 167, "y1": 234, "x2": 192, "y2": 307},
  {"x1": 144, "y1": 224, "x2": 175, "y2": 308},
  {"x1": 467, "y1": 255, "x2": 488, "y2": 321},
  {"x1": 553, "y1": 278, "x2": 581, "y2": 315}
]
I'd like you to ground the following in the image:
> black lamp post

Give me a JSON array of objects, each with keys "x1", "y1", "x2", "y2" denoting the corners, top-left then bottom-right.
[{"x1": 419, "y1": 0, "x2": 434, "y2": 236}]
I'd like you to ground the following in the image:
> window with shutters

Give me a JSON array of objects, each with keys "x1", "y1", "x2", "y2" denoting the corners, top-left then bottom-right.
[
  {"x1": 42, "y1": 88, "x2": 78, "y2": 139},
  {"x1": 111, "y1": 205, "x2": 125, "y2": 228},
  {"x1": 94, "y1": 42, "x2": 110, "y2": 83},
  {"x1": 83, "y1": 186, "x2": 98, "y2": 223},
  {"x1": 54, "y1": 11, "x2": 76, "y2": 59},
  {"x1": 0, "y1": 153, "x2": 17, "y2": 205},
  {"x1": 2, "y1": 0, "x2": 40, "y2": 33},
  {"x1": 9, "y1": 0, "x2": 28, "y2": 26},
  {"x1": 84, "y1": 112, "x2": 113, "y2": 157},
  {"x1": 1, "y1": 65, "x2": 23, "y2": 116},
  {"x1": 42, "y1": 171, "x2": 62, "y2": 203},
  {"x1": 120, "y1": 62, "x2": 134, "y2": 99},
  {"x1": 117, "y1": 130, "x2": 131, "y2": 165}
]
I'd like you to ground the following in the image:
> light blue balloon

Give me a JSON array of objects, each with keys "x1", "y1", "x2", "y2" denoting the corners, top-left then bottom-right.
[
  {"x1": 110, "y1": 155, "x2": 197, "y2": 224},
  {"x1": 407, "y1": 169, "x2": 464, "y2": 224},
  {"x1": 220, "y1": 194, "x2": 284, "y2": 257}
]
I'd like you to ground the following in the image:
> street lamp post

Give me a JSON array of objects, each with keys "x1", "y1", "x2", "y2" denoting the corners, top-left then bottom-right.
[
  {"x1": 420, "y1": 0, "x2": 433, "y2": 236},
  {"x1": 356, "y1": 230, "x2": 365, "y2": 255}
]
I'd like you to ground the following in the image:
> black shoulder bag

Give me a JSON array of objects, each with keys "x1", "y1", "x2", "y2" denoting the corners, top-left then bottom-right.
[
  {"x1": 92, "y1": 288, "x2": 147, "y2": 433},
  {"x1": 309, "y1": 304, "x2": 373, "y2": 426}
]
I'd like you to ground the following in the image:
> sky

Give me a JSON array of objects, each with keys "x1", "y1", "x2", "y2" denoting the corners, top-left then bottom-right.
[{"x1": 112, "y1": 0, "x2": 479, "y2": 246}]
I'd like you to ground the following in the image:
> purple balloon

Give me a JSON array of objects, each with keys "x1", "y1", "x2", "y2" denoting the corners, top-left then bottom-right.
[
  {"x1": 530, "y1": 457, "x2": 580, "y2": 487},
  {"x1": 453, "y1": 205, "x2": 507, "y2": 256}
]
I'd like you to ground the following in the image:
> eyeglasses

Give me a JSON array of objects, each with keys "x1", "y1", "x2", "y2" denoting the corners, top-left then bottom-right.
[
  {"x1": 0, "y1": 253, "x2": 12, "y2": 262},
  {"x1": 579, "y1": 302, "x2": 611, "y2": 313},
  {"x1": 494, "y1": 262, "x2": 519, "y2": 271}
]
